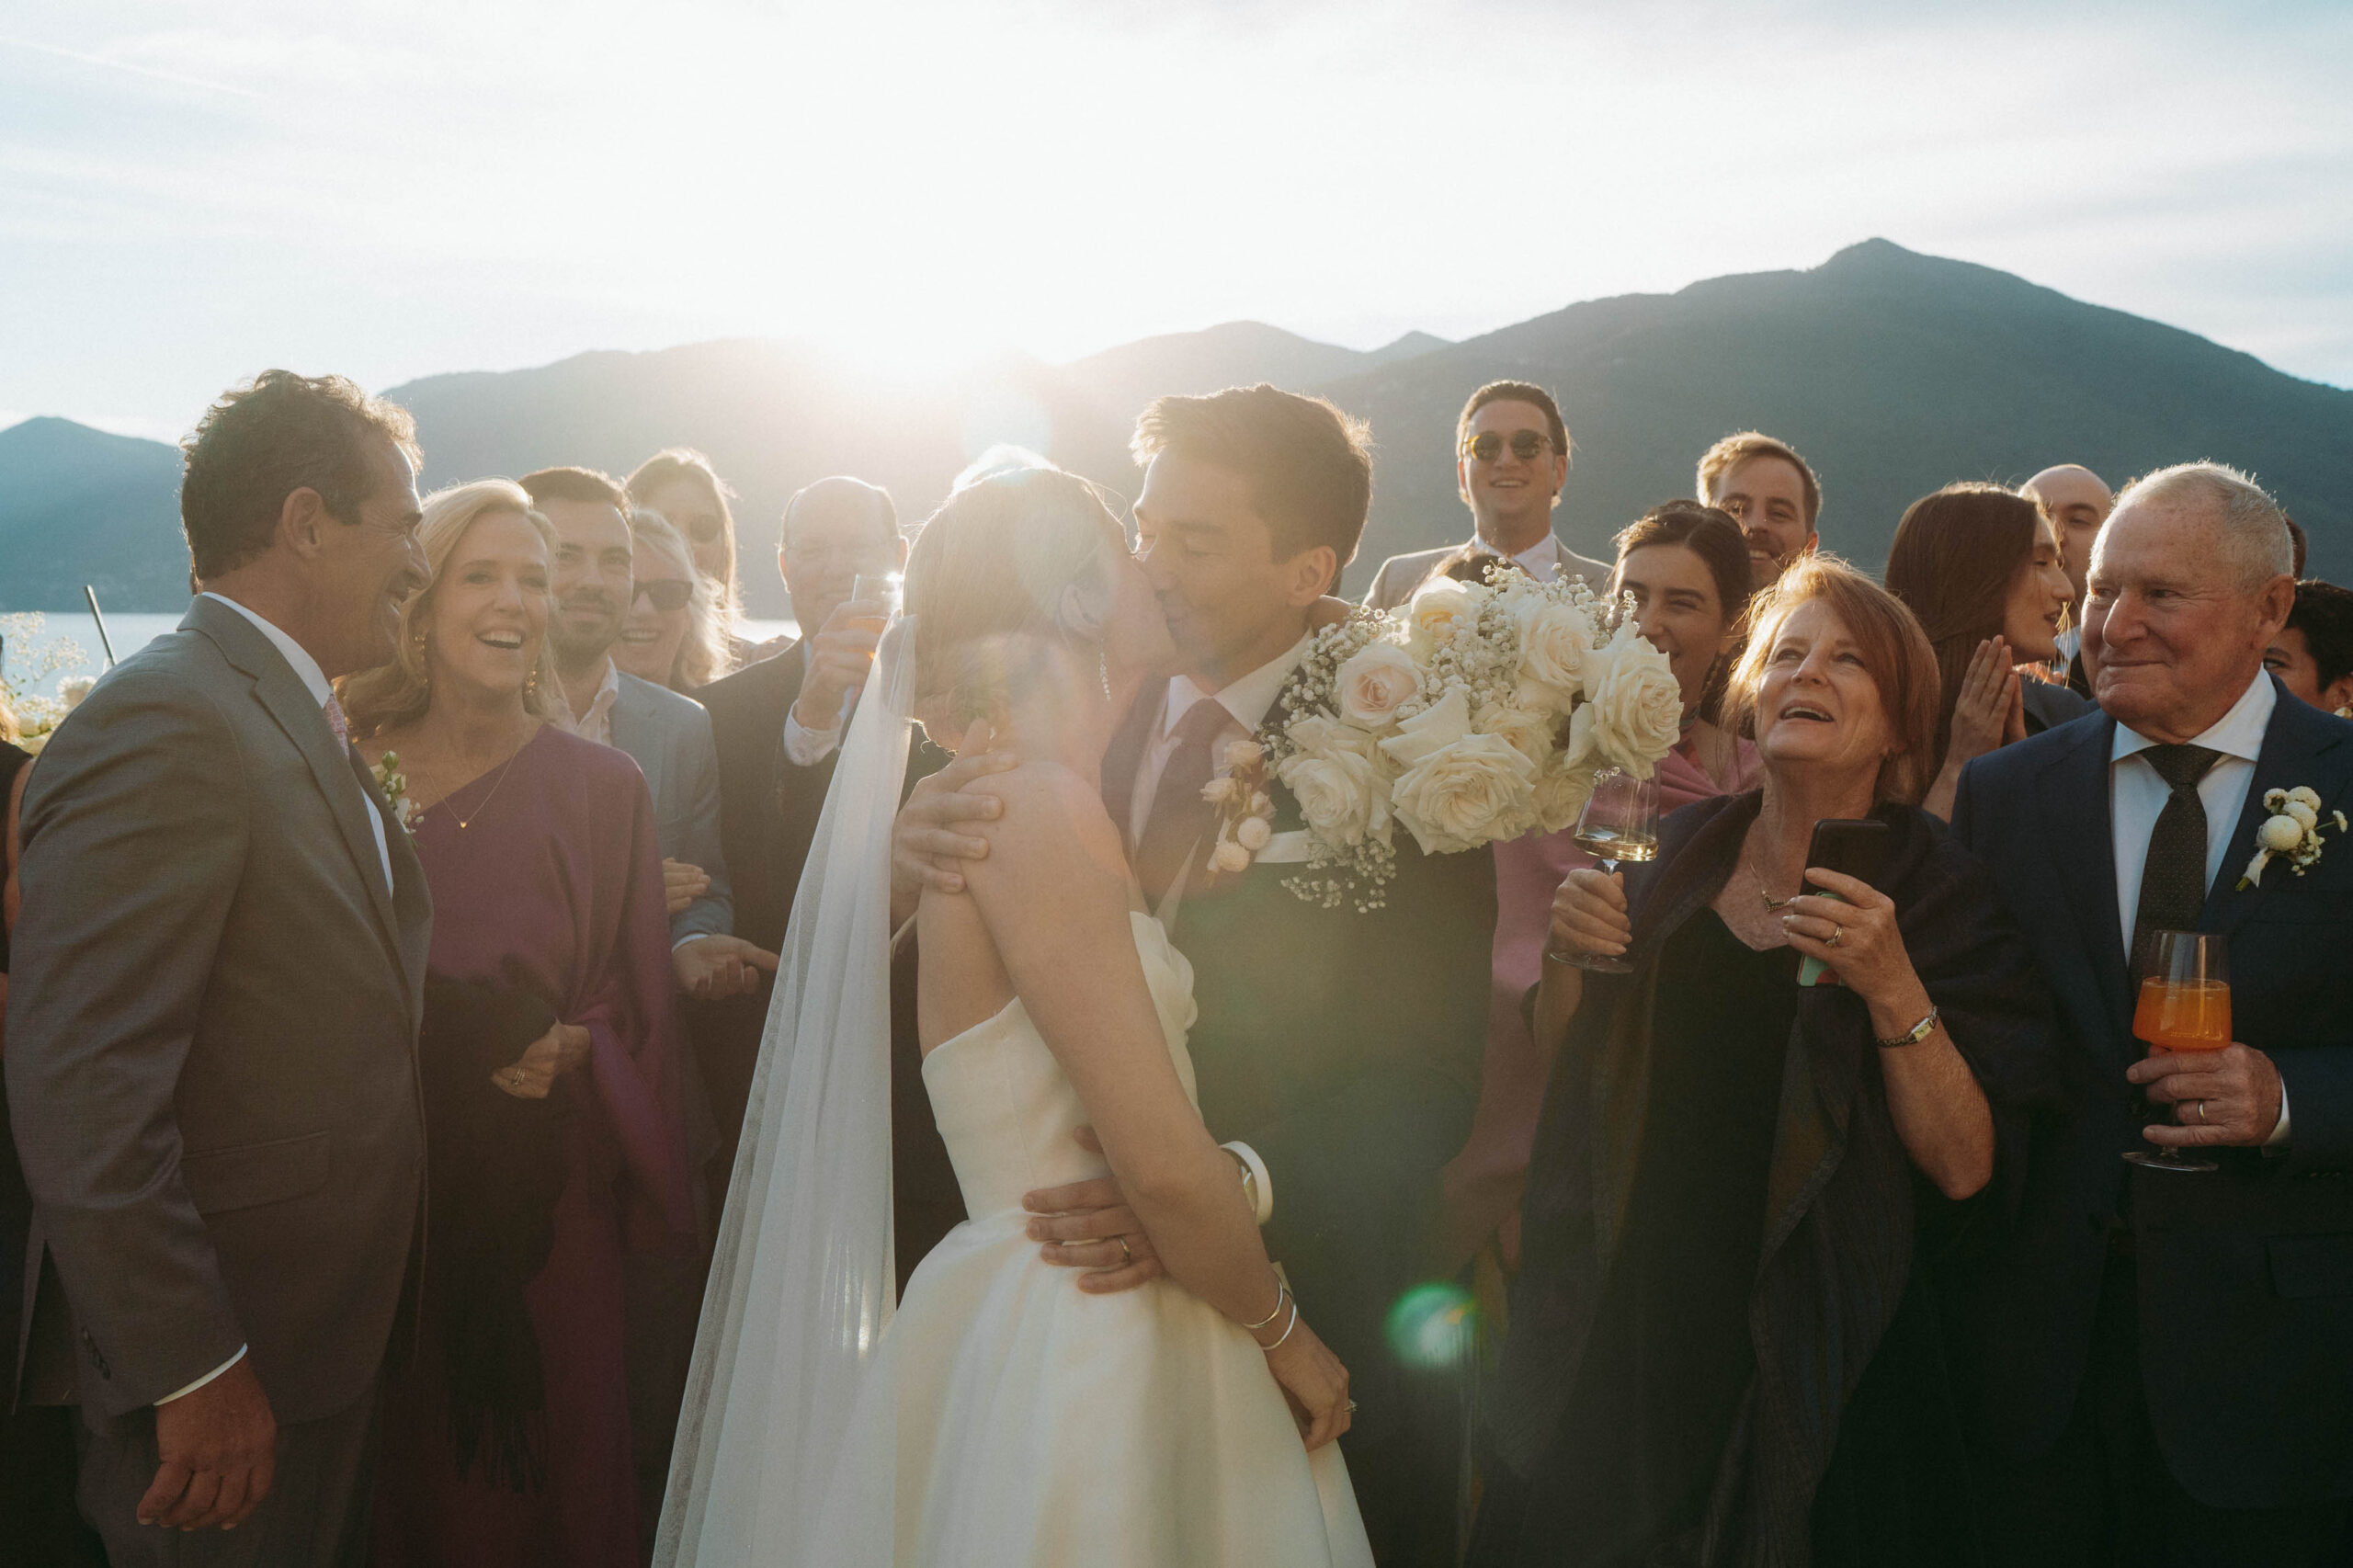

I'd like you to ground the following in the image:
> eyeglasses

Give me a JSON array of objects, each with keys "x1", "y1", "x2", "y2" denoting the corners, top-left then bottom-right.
[
  {"x1": 632, "y1": 579, "x2": 693, "y2": 611},
  {"x1": 1461, "y1": 430, "x2": 1555, "y2": 463}
]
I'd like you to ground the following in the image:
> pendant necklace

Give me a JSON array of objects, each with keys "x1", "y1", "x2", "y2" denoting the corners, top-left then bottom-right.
[{"x1": 412, "y1": 723, "x2": 529, "y2": 831}]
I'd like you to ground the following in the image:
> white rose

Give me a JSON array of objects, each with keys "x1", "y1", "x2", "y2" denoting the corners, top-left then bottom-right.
[
  {"x1": 1475, "y1": 701, "x2": 1559, "y2": 767},
  {"x1": 1222, "y1": 737, "x2": 1266, "y2": 772},
  {"x1": 2284, "y1": 800, "x2": 2319, "y2": 833},
  {"x1": 1390, "y1": 733, "x2": 1540, "y2": 855},
  {"x1": 57, "y1": 675, "x2": 95, "y2": 709},
  {"x1": 1209, "y1": 840, "x2": 1254, "y2": 875},
  {"x1": 1513, "y1": 597, "x2": 1596, "y2": 701},
  {"x1": 2259, "y1": 814, "x2": 2305, "y2": 852},
  {"x1": 1288, "y1": 713, "x2": 1381, "y2": 763},
  {"x1": 1406, "y1": 579, "x2": 1481, "y2": 652},
  {"x1": 1379, "y1": 687, "x2": 1473, "y2": 769},
  {"x1": 1581, "y1": 628, "x2": 1683, "y2": 778},
  {"x1": 1279, "y1": 749, "x2": 1387, "y2": 847},
  {"x1": 1334, "y1": 642, "x2": 1421, "y2": 728},
  {"x1": 1235, "y1": 815, "x2": 1274, "y2": 852},
  {"x1": 1533, "y1": 756, "x2": 1598, "y2": 834},
  {"x1": 2289, "y1": 786, "x2": 2323, "y2": 812}
]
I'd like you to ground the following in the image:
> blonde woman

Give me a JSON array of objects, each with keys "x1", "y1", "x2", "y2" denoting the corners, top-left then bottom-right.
[
  {"x1": 617, "y1": 508, "x2": 732, "y2": 692},
  {"x1": 344, "y1": 479, "x2": 694, "y2": 1568},
  {"x1": 626, "y1": 449, "x2": 748, "y2": 663}
]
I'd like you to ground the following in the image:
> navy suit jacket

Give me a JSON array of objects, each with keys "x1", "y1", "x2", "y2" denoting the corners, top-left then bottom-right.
[{"x1": 1949, "y1": 679, "x2": 2353, "y2": 1509}]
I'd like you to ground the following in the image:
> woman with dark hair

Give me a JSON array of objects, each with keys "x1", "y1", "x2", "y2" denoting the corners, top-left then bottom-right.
[
  {"x1": 1884, "y1": 483, "x2": 2089, "y2": 821},
  {"x1": 1443, "y1": 502, "x2": 1762, "y2": 1278},
  {"x1": 1471, "y1": 555, "x2": 2060, "y2": 1568}
]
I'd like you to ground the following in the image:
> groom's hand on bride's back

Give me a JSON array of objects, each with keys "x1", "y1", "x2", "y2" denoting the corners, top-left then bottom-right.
[
  {"x1": 889, "y1": 726, "x2": 1017, "y2": 921},
  {"x1": 1021, "y1": 1129, "x2": 1164, "y2": 1293}
]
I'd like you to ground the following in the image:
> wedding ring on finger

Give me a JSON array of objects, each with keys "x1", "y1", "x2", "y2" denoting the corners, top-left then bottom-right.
[
  {"x1": 1825, "y1": 925, "x2": 1844, "y2": 949},
  {"x1": 1115, "y1": 1236, "x2": 1133, "y2": 1267},
  {"x1": 2195, "y1": 1099, "x2": 2209, "y2": 1124}
]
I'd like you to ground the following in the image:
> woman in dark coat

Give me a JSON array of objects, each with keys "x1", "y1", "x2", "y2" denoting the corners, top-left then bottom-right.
[{"x1": 1471, "y1": 555, "x2": 2064, "y2": 1568}]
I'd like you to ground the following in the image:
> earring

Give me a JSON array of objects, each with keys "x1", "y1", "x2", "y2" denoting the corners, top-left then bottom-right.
[
  {"x1": 1097, "y1": 652, "x2": 1112, "y2": 701},
  {"x1": 526, "y1": 667, "x2": 540, "y2": 699}
]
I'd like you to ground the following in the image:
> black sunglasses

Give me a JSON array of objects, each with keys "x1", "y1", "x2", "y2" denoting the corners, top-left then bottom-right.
[
  {"x1": 632, "y1": 579, "x2": 693, "y2": 611},
  {"x1": 1461, "y1": 430, "x2": 1555, "y2": 463}
]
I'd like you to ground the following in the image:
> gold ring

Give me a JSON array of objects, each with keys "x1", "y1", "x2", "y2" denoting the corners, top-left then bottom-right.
[
  {"x1": 2195, "y1": 1099, "x2": 2208, "y2": 1124},
  {"x1": 1825, "y1": 926, "x2": 1843, "y2": 949},
  {"x1": 1116, "y1": 1236, "x2": 1134, "y2": 1266}
]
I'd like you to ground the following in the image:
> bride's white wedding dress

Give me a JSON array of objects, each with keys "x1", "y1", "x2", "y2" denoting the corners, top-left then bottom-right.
[
  {"x1": 808, "y1": 911, "x2": 1371, "y2": 1566},
  {"x1": 655, "y1": 622, "x2": 1369, "y2": 1566}
]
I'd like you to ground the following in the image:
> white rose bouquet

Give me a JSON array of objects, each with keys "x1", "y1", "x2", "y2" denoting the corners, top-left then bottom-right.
[{"x1": 1210, "y1": 566, "x2": 1681, "y2": 910}]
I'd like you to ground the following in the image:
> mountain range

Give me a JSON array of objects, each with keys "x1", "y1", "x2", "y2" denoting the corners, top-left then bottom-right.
[{"x1": 6, "y1": 239, "x2": 2350, "y2": 619}]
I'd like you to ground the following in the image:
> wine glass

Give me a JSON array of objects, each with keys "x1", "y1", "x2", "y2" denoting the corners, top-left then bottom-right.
[
  {"x1": 850, "y1": 572, "x2": 903, "y2": 624},
  {"x1": 2123, "y1": 929, "x2": 2228, "y2": 1174},
  {"x1": 1565, "y1": 768, "x2": 1661, "y2": 975}
]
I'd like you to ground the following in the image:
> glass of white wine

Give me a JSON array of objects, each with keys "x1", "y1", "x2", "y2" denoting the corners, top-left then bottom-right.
[{"x1": 1568, "y1": 767, "x2": 1661, "y2": 975}]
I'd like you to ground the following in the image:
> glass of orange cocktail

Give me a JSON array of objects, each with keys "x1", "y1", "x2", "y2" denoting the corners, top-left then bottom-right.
[{"x1": 2125, "y1": 930, "x2": 2227, "y2": 1173}]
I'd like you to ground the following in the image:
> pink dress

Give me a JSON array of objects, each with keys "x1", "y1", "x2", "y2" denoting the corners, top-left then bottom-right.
[
  {"x1": 1438, "y1": 733, "x2": 1763, "y2": 1275},
  {"x1": 371, "y1": 727, "x2": 695, "y2": 1568}
]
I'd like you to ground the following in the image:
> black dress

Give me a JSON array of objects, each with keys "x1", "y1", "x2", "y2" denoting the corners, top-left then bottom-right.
[{"x1": 1474, "y1": 909, "x2": 1799, "y2": 1566}]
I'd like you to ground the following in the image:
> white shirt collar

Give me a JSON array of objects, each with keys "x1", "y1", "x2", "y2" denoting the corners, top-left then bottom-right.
[
  {"x1": 1160, "y1": 631, "x2": 1315, "y2": 740},
  {"x1": 200, "y1": 592, "x2": 334, "y2": 710},
  {"x1": 2111, "y1": 672, "x2": 2274, "y2": 767},
  {"x1": 555, "y1": 657, "x2": 623, "y2": 735},
  {"x1": 1507, "y1": 534, "x2": 1563, "y2": 583}
]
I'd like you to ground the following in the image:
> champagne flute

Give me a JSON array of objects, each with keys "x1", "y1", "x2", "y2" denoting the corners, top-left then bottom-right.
[
  {"x1": 1566, "y1": 768, "x2": 1661, "y2": 975},
  {"x1": 2123, "y1": 929, "x2": 2228, "y2": 1174}
]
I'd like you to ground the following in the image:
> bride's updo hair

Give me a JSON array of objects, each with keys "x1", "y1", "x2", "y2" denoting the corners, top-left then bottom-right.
[{"x1": 905, "y1": 465, "x2": 1129, "y2": 734}]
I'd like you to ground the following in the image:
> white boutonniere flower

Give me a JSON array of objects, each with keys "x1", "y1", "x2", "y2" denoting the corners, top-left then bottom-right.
[
  {"x1": 1199, "y1": 737, "x2": 1278, "y2": 886},
  {"x1": 2237, "y1": 785, "x2": 2345, "y2": 888},
  {"x1": 373, "y1": 750, "x2": 420, "y2": 835}
]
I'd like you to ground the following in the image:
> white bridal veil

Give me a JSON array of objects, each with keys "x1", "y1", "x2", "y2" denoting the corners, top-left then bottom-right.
[{"x1": 654, "y1": 619, "x2": 916, "y2": 1566}]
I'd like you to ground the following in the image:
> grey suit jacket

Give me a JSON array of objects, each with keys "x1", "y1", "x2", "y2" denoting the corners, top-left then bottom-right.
[
  {"x1": 6, "y1": 596, "x2": 430, "y2": 1426},
  {"x1": 608, "y1": 672, "x2": 732, "y2": 946},
  {"x1": 1361, "y1": 533, "x2": 1614, "y2": 611}
]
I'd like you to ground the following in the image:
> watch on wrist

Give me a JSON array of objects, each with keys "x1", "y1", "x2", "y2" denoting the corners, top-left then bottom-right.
[{"x1": 1876, "y1": 1005, "x2": 1940, "y2": 1051}]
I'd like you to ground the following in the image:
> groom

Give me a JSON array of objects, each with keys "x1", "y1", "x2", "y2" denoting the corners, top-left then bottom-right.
[
  {"x1": 7, "y1": 370, "x2": 433, "y2": 1562},
  {"x1": 894, "y1": 384, "x2": 1495, "y2": 1563}
]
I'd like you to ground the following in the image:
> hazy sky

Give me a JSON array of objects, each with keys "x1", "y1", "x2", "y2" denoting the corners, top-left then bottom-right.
[{"x1": 5, "y1": 0, "x2": 2349, "y2": 442}]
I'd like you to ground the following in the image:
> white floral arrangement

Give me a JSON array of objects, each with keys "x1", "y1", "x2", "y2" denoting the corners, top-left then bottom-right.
[
  {"x1": 2237, "y1": 785, "x2": 2346, "y2": 888},
  {"x1": 1202, "y1": 567, "x2": 1683, "y2": 910},
  {"x1": 1, "y1": 613, "x2": 92, "y2": 756},
  {"x1": 372, "y1": 750, "x2": 420, "y2": 835}
]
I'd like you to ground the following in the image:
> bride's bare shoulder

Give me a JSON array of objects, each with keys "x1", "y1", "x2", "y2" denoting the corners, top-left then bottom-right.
[{"x1": 965, "y1": 761, "x2": 1127, "y2": 897}]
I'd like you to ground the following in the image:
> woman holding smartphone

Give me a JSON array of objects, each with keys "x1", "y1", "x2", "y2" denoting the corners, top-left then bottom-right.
[{"x1": 1468, "y1": 556, "x2": 2063, "y2": 1568}]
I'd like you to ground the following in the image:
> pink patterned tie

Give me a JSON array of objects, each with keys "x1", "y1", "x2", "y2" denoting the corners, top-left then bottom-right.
[{"x1": 324, "y1": 695, "x2": 351, "y2": 750}]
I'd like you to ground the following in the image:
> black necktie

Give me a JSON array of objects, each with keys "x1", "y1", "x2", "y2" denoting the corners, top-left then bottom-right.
[
  {"x1": 2131, "y1": 744, "x2": 2222, "y2": 975},
  {"x1": 1135, "y1": 699, "x2": 1231, "y2": 907}
]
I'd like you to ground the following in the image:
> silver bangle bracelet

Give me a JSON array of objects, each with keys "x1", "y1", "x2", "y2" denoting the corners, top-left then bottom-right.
[
  {"x1": 1257, "y1": 1295, "x2": 1302, "y2": 1352},
  {"x1": 1241, "y1": 1281, "x2": 1290, "y2": 1334}
]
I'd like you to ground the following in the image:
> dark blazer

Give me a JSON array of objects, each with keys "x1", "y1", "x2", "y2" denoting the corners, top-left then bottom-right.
[
  {"x1": 1489, "y1": 793, "x2": 2055, "y2": 1565},
  {"x1": 692, "y1": 642, "x2": 959, "y2": 1281},
  {"x1": 1100, "y1": 689, "x2": 1498, "y2": 1448},
  {"x1": 6, "y1": 597, "x2": 431, "y2": 1426},
  {"x1": 1950, "y1": 681, "x2": 2353, "y2": 1509}
]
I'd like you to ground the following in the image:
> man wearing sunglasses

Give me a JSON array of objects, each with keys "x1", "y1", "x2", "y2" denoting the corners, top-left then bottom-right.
[{"x1": 1363, "y1": 381, "x2": 1611, "y2": 610}]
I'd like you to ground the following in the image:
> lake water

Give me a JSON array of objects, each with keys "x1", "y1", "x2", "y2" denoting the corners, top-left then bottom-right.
[{"x1": 1, "y1": 608, "x2": 797, "y2": 701}]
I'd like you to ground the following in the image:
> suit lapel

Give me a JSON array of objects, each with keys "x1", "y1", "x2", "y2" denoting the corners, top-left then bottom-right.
[
  {"x1": 188, "y1": 600, "x2": 404, "y2": 950},
  {"x1": 610, "y1": 673, "x2": 658, "y2": 790},
  {"x1": 2211, "y1": 681, "x2": 2348, "y2": 938},
  {"x1": 2038, "y1": 713, "x2": 2132, "y2": 1047}
]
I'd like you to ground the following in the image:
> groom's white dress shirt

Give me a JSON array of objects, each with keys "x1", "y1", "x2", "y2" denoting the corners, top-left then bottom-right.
[
  {"x1": 2109, "y1": 670, "x2": 2289, "y2": 1145},
  {"x1": 180, "y1": 591, "x2": 404, "y2": 1403}
]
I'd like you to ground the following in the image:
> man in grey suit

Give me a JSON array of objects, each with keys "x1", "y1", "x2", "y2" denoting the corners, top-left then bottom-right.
[
  {"x1": 7, "y1": 370, "x2": 434, "y2": 1562},
  {"x1": 1361, "y1": 380, "x2": 1611, "y2": 609}
]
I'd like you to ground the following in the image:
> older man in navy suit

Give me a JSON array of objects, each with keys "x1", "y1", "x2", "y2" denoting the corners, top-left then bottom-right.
[{"x1": 1950, "y1": 462, "x2": 2353, "y2": 1565}]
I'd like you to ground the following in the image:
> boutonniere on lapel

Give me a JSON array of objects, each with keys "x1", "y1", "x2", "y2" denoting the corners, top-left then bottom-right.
[
  {"x1": 2236, "y1": 785, "x2": 2346, "y2": 888},
  {"x1": 371, "y1": 750, "x2": 421, "y2": 836},
  {"x1": 1199, "y1": 739, "x2": 1277, "y2": 885}
]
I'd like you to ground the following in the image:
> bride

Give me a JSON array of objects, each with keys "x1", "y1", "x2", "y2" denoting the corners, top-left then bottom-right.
[{"x1": 657, "y1": 466, "x2": 1371, "y2": 1566}]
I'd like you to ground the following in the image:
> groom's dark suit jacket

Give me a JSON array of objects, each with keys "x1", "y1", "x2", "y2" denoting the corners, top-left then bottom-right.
[
  {"x1": 1100, "y1": 691, "x2": 1498, "y2": 1449},
  {"x1": 6, "y1": 597, "x2": 431, "y2": 1427},
  {"x1": 1949, "y1": 681, "x2": 2353, "y2": 1510}
]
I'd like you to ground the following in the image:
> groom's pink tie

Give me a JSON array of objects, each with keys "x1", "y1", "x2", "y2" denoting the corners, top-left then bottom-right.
[{"x1": 324, "y1": 694, "x2": 353, "y2": 750}]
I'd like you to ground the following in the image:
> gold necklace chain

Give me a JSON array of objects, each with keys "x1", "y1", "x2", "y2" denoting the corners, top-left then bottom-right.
[{"x1": 409, "y1": 721, "x2": 531, "y2": 831}]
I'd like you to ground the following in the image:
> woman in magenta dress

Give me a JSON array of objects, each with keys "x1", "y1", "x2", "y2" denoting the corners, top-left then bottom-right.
[
  {"x1": 1440, "y1": 502, "x2": 1764, "y2": 1282},
  {"x1": 346, "y1": 480, "x2": 695, "y2": 1568}
]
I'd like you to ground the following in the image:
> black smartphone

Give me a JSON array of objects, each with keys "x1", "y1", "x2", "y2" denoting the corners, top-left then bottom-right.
[{"x1": 1796, "y1": 818, "x2": 1888, "y2": 986}]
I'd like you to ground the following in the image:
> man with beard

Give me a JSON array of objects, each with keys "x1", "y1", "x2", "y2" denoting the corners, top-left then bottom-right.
[
  {"x1": 1364, "y1": 381, "x2": 1609, "y2": 608},
  {"x1": 895, "y1": 388, "x2": 1496, "y2": 1563},
  {"x1": 1697, "y1": 429, "x2": 1823, "y2": 591}
]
